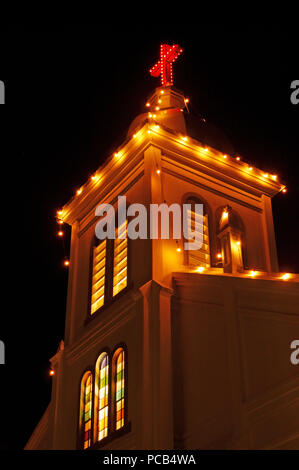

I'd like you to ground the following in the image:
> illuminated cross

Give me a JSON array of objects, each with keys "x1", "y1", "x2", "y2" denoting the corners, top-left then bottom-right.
[{"x1": 149, "y1": 44, "x2": 183, "y2": 87}]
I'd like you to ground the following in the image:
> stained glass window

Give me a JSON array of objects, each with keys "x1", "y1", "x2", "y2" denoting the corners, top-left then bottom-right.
[
  {"x1": 91, "y1": 239, "x2": 106, "y2": 314},
  {"x1": 81, "y1": 372, "x2": 93, "y2": 449},
  {"x1": 114, "y1": 349, "x2": 125, "y2": 430},
  {"x1": 97, "y1": 354, "x2": 109, "y2": 441},
  {"x1": 113, "y1": 220, "x2": 127, "y2": 297}
]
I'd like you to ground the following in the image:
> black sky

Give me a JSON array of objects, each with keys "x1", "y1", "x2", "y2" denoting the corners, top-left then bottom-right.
[{"x1": 0, "y1": 24, "x2": 298, "y2": 450}]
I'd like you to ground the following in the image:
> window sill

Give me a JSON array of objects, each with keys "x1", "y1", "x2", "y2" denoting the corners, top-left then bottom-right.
[
  {"x1": 89, "y1": 422, "x2": 131, "y2": 450},
  {"x1": 85, "y1": 282, "x2": 134, "y2": 326}
]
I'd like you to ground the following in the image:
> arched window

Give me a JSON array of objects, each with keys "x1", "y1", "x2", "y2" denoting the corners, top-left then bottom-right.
[
  {"x1": 80, "y1": 371, "x2": 93, "y2": 449},
  {"x1": 215, "y1": 205, "x2": 247, "y2": 272},
  {"x1": 113, "y1": 348, "x2": 125, "y2": 430},
  {"x1": 95, "y1": 353, "x2": 109, "y2": 442},
  {"x1": 113, "y1": 219, "x2": 128, "y2": 297},
  {"x1": 90, "y1": 239, "x2": 107, "y2": 314},
  {"x1": 184, "y1": 196, "x2": 211, "y2": 268},
  {"x1": 89, "y1": 215, "x2": 129, "y2": 317}
]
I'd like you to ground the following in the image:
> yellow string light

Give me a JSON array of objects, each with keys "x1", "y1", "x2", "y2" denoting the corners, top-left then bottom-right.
[
  {"x1": 281, "y1": 273, "x2": 291, "y2": 280},
  {"x1": 196, "y1": 267, "x2": 205, "y2": 273}
]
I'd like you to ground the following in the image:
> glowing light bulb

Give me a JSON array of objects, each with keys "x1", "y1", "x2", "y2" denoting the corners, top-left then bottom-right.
[
  {"x1": 155, "y1": 106, "x2": 160, "y2": 111},
  {"x1": 196, "y1": 267, "x2": 205, "y2": 273},
  {"x1": 223, "y1": 154, "x2": 227, "y2": 159},
  {"x1": 58, "y1": 231, "x2": 64, "y2": 237},
  {"x1": 49, "y1": 369, "x2": 55, "y2": 377},
  {"x1": 114, "y1": 152, "x2": 119, "y2": 158},
  {"x1": 236, "y1": 241, "x2": 241, "y2": 246},
  {"x1": 156, "y1": 169, "x2": 161, "y2": 175},
  {"x1": 160, "y1": 90, "x2": 164, "y2": 94},
  {"x1": 76, "y1": 188, "x2": 82, "y2": 196},
  {"x1": 281, "y1": 273, "x2": 290, "y2": 280},
  {"x1": 236, "y1": 156, "x2": 241, "y2": 161},
  {"x1": 57, "y1": 219, "x2": 63, "y2": 225},
  {"x1": 158, "y1": 99, "x2": 162, "y2": 104},
  {"x1": 57, "y1": 210, "x2": 63, "y2": 216},
  {"x1": 64, "y1": 260, "x2": 70, "y2": 267},
  {"x1": 176, "y1": 247, "x2": 181, "y2": 252},
  {"x1": 203, "y1": 147, "x2": 208, "y2": 152},
  {"x1": 222, "y1": 210, "x2": 228, "y2": 220},
  {"x1": 133, "y1": 133, "x2": 137, "y2": 138},
  {"x1": 217, "y1": 253, "x2": 222, "y2": 259},
  {"x1": 182, "y1": 136, "x2": 188, "y2": 141},
  {"x1": 271, "y1": 175, "x2": 277, "y2": 181},
  {"x1": 249, "y1": 270, "x2": 258, "y2": 277},
  {"x1": 282, "y1": 188, "x2": 287, "y2": 193},
  {"x1": 184, "y1": 98, "x2": 189, "y2": 103},
  {"x1": 146, "y1": 102, "x2": 150, "y2": 107},
  {"x1": 248, "y1": 167, "x2": 253, "y2": 171},
  {"x1": 263, "y1": 173, "x2": 268, "y2": 178}
]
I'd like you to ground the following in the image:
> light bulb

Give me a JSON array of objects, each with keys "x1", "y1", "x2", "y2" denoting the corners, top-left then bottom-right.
[{"x1": 196, "y1": 267, "x2": 205, "y2": 273}]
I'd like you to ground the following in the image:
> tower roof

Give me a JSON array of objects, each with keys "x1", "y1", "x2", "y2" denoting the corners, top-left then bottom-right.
[{"x1": 127, "y1": 86, "x2": 235, "y2": 155}]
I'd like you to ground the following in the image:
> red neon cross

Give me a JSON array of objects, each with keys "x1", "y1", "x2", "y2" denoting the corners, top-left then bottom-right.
[{"x1": 149, "y1": 44, "x2": 183, "y2": 87}]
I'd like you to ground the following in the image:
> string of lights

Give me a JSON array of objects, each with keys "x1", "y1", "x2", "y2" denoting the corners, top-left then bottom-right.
[{"x1": 55, "y1": 49, "x2": 288, "y2": 284}]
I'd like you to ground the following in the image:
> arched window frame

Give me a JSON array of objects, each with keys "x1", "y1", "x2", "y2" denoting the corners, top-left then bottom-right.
[
  {"x1": 87, "y1": 207, "x2": 132, "y2": 319},
  {"x1": 79, "y1": 370, "x2": 93, "y2": 450},
  {"x1": 181, "y1": 193, "x2": 215, "y2": 267},
  {"x1": 78, "y1": 344, "x2": 129, "y2": 449},
  {"x1": 215, "y1": 205, "x2": 248, "y2": 270},
  {"x1": 94, "y1": 351, "x2": 110, "y2": 443},
  {"x1": 111, "y1": 345, "x2": 128, "y2": 433}
]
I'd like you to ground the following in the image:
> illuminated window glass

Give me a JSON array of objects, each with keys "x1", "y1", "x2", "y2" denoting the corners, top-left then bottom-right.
[
  {"x1": 97, "y1": 354, "x2": 109, "y2": 441},
  {"x1": 114, "y1": 349, "x2": 125, "y2": 430},
  {"x1": 186, "y1": 199, "x2": 210, "y2": 268},
  {"x1": 91, "y1": 240, "x2": 106, "y2": 314},
  {"x1": 113, "y1": 221, "x2": 127, "y2": 297},
  {"x1": 81, "y1": 372, "x2": 93, "y2": 449}
]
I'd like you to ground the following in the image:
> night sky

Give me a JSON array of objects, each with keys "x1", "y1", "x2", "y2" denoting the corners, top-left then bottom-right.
[{"x1": 0, "y1": 24, "x2": 298, "y2": 450}]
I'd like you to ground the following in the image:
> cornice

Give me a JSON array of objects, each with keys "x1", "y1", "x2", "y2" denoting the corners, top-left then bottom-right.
[{"x1": 58, "y1": 120, "x2": 284, "y2": 227}]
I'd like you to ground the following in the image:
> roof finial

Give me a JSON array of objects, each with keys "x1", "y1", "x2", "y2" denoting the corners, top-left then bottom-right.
[{"x1": 149, "y1": 44, "x2": 183, "y2": 87}]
